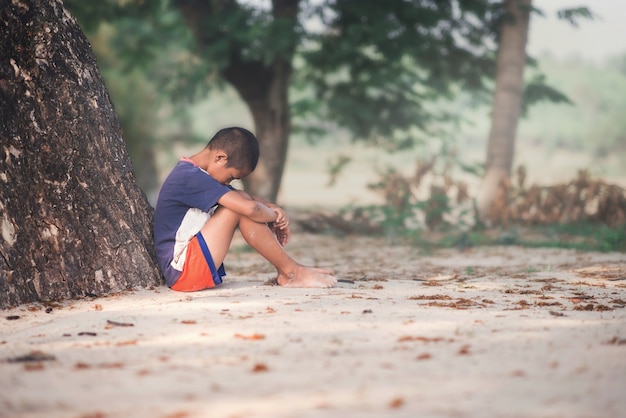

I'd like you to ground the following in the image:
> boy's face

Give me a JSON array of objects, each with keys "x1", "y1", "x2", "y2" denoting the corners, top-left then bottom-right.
[
  {"x1": 214, "y1": 165, "x2": 250, "y2": 186},
  {"x1": 207, "y1": 150, "x2": 251, "y2": 185}
]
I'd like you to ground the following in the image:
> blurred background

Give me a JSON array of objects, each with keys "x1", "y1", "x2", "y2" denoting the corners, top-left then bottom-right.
[{"x1": 65, "y1": 0, "x2": 626, "y2": 246}]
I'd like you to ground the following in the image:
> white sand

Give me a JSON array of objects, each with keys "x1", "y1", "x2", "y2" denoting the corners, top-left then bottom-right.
[{"x1": 1, "y1": 234, "x2": 625, "y2": 418}]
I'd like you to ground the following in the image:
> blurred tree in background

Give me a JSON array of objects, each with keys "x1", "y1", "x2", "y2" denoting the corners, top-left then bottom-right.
[
  {"x1": 477, "y1": 0, "x2": 532, "y2": 223},
  {"x1": 477, "y1": 2, "x2": 594, "y2": 223},
  {"x1": 65, "y1": 0, "x2": 600, "y2": 209},
  {"x1": 66, "y1": 0, "x2": 503, "y2": 202}
]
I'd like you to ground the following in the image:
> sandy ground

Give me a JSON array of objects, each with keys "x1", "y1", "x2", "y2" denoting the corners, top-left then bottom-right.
[{"x1": 1, "y1": 233, "x2": 625, "y2": 418}]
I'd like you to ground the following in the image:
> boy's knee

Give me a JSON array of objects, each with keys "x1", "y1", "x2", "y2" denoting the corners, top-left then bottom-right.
[
  {"x1": 214, "y1": 205, "x2": 240, "y2": 218},
  {"x1": 204, "y1": 206, "x2": 241, "y2": 232}
]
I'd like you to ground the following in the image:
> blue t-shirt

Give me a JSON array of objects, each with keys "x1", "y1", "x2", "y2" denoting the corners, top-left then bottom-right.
[{"x1": 154, "y1": 159, "x2": 232, "y2": 287}]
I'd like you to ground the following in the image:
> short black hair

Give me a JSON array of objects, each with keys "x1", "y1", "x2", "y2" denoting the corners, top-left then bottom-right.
[{"x1": 207, "y1": 127, "x2": 259, "y2": 172}]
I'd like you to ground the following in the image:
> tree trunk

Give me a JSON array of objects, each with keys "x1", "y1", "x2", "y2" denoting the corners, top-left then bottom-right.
[
  {"x1": 477, "y1": 0, "x2": 531, "y2": 223},
  {"x1": 229, "y1": 58, "x2": 292, "y2": 203},
  {"x1": 176, "y1": 0, "x2": 298, "y2": 203},
  {"x1": 0, "y1": 0, "x2": 162, "y2": 308}
]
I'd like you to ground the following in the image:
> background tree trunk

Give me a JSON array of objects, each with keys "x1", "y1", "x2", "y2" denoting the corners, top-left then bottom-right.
[
  {"x1": 228, "y1": 58, "x2": 292, "y2": 203},
  {"x1": 477, "y1": 0, "x2": 532, "y2": 223},
  {"x1": 176, "y1": 0, "x2": 298, "y2": 203},
  {"x1": 0, "y1": 0, "x2": 162, "y2": 308}
]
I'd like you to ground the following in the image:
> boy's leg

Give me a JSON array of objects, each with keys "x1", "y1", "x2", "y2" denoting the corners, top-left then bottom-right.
[
  {"x1": 200, "y1": 207, "x2": 336, "y2": 288},
  {"x1": 198, "y1": 207, "x2": 241, "y2": 269},
  {"x1": 238, "y1": 216, "x2": 337, "y2": 288}
]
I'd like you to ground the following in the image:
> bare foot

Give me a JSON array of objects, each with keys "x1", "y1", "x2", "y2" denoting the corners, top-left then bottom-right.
[
  {"x1": 312, "y1": 266, "x2": 335, "y2": 275},
  {"x1": 277, "y1": 265, "x2": 337, "y2": 288}
]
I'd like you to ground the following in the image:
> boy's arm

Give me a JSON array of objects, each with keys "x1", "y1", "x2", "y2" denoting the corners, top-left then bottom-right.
[
  {"x1": 217, "y1": 190, "x2": 278, "y2": 224},
  {"x1": 252, "y1": 196, "x2": 288, "y2": 229}
]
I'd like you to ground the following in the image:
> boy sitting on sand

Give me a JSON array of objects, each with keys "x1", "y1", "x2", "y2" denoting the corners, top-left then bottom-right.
[{"x1": 153, "y1": 127, "x2": 337, "y2": 291}]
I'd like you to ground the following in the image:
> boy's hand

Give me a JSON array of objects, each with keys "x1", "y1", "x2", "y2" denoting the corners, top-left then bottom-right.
[
  {"x1": 272, "y1": 207, "x2": 289, "y2": 230},
  {"x1": 270, "y1": 206, "x2": 290, "y2": 246},
  {"x1": 271, "y1": 224, "x2": 290, "y2": 246}
]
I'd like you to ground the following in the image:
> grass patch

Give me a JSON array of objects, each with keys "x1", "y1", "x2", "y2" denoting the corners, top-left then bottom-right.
[
  {"x1": 340, "y1": 216, "x2": 625, "y2": 252},
  {"x1": 517, "y1": 223, "x2": 626, "y2": 252}
]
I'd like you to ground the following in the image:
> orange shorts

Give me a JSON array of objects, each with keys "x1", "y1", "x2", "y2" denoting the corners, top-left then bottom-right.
[{"x1": 170, "y1": 233, "x2": 225, "y2": 292}]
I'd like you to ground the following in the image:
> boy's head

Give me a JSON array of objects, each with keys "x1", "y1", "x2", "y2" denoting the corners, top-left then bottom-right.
[{"x1": 207, "y1": 127, "x2": 259, "y2": 172}]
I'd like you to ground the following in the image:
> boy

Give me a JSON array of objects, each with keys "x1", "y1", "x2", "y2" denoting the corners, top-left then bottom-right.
[{"x1": 153, "y1": 127, "x2": 337, "y2": 291}]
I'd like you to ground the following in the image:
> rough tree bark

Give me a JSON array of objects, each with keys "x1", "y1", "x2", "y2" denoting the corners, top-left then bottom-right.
[
  {"x1": 0, "y1": 0, "x2": 162, "y2": 308},
  {"x1": 176, "y1": 0, "x2": 298, "y2": 203},
  {"x1": 477, "y1": 0, "x2": 532, "y2": 223}
]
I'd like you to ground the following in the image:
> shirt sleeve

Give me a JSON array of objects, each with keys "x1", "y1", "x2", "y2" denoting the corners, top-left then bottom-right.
[{"x1": 181, "y1": 169, "x2": 232, "y2": 211}]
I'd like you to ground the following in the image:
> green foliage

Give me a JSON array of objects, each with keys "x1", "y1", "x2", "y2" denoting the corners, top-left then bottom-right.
[
  {"x1": 66, "y1": 0, "x2": 576, "y2": 160},
  {"x1": 326, "y1": 154, "x2": 351, "y2": 187},
  {"x1": 65, "y1": 0, "x2": 164, "y2": 33},
  {"x1": 556, "y1": 7, "x2": 596, "y2": 28},
  {"x1": 87, "y1": 23, "x2": 171, "y2": 200},
  {"x1": 65, "y1": 2, "x2": 192, "y2": 199},
  {"x1": 517, "y1": 223, "x2": 626, "y2": 252},
  {"x1": 176, "y1": 1, "x2": 300, "y2": 66},
  {"x1": 65, "y1": 0, "x2": 619, "y2": 206},
  {"x1": 521, "y1": 73, "x2": 572, "y2": 116},
  {"x1": 348, "y1": 214, "x2": 626, "y2": 252},
  {"x1": 300, "y1": 0, "x2": 498, "y2": 147},
  {"x1": 595, "y1": 224, "x2": 626, "y2": 252},
  {"x1": 355, "y1": 136, "x2": 477, "y2": 244},
  {"x1": 520, "y1": 54, "x2": 626, "y2": 160}
]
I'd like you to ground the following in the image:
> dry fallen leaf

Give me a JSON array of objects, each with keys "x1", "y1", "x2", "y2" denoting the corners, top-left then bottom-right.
[
  {"x1": 99, "y1": 362, "x2": 124, "y2": 369},
  {"x1": 252, "y1": 363, "x2": 269, "y2": 372},
  {"x1": 235, "y1": 333, "x2": 265, "y2": 340},
  {"x1": 389, "y1": 397, "x2": 405, "y2": 409},
  {"x1": 181, "y1": 320, "x2": 197, "y2": 325},
  {"x1": 24, "y1": 363, "x2": 45, "y2": 371},
  {"x1": 163, "y1": 412, "x2": 190, "y2": 418},
  {"x1": 77, "y1": 412, "x2": 106, "y2": 418},
  {"x1": 606, "y1": 337, "x2": 626, "y2": 345},
  {"x1": 74, "y1": 362, "x2": 92, "y2": 370},
  {"x1": 106, "y1": 320, "x2": 134, "y2": 327},
  {"x1": 115, "y1": 340, "x2": 137, "y2": 347},
  {"x1": 398, "y1": 336, "x2": 448, "y2": 343},
  {"x1": 408, "y1": 294, "x2": 452, "y2": 301},
  {"x1": 458, "y1": 344, "x2": 471, "y2": 355},
  {"x1": 425, "y1": 274, "x2": 458, "y2": 281}
]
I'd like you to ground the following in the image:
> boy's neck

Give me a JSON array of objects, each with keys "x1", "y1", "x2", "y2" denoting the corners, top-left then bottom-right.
[{"x1": 188, "y1": 149, "x2": 212, "y2": 171}]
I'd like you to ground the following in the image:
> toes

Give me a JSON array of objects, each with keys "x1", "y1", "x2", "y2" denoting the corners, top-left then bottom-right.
[{"x1": 324, "y1": 274, "x2": 338, "y2": 287}]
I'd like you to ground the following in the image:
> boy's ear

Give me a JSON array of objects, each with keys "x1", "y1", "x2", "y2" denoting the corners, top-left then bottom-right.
[{"x1": 214, "y1": 151, "x2": 228, "y2": 163}]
